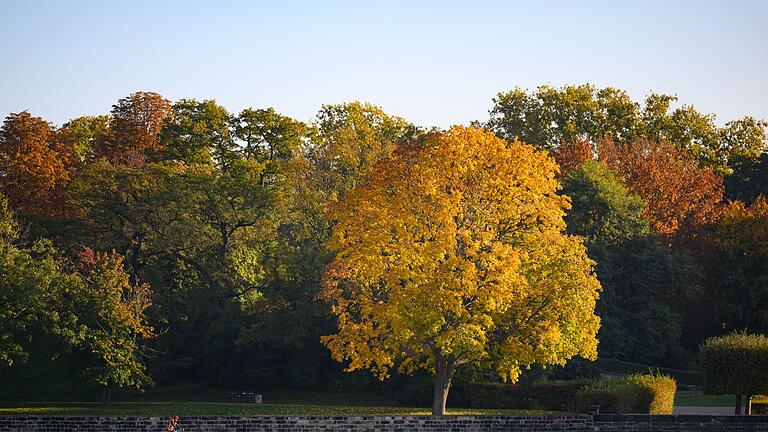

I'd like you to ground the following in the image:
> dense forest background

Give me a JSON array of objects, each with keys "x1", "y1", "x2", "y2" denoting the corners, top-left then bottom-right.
[{"x1": 1, "y1": 84, "x2": 767, "y2": 398}]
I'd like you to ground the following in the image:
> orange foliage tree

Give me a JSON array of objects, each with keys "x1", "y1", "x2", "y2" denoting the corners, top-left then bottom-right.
[
  {"x1": 552, "y1": 137, "x2": 594, "y2": 178},
  {"x1": 0, "y1": 112, "x2": 75, "y2": 216},
  {"x1": 99, "y1": 92, "x2": 172, "y2": 166},
  {"x1": 597, "y1": 139, "x2": 724, "y2": 239}
]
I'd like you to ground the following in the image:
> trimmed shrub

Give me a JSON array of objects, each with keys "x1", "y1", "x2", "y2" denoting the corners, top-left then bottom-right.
[
  {"x1": 574, "y1": 374, "x2": 676, "y2": 414},
  {"x1": 698, "y1": 333, "x2": 768, "y2": 396},
  {"x1": 752, "y1": 396, "x2": 768, "y2": 415}
]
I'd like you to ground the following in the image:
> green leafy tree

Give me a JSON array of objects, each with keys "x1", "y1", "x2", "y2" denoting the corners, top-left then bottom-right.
[
  {"x1": 159, "y1": 99, "x2": 234, "y2": 167},
  {"x1": 699, "y1": 333, "x2": 768, "y2": 415},
  {"x1": 69, "y1": 248, "x2": 155, "y2": 405},
  {"x1": 236, "y1": 103, "x2": 417, "y2": 388},
  {"x1": 711, "y1": 198, "x2": 768, "y2": 333},
  {"x1": 0, "y1": 195, "x2": 77, "y2": 365},
  {"x1": 563, "y1": 160, "x2": 697, "y2": 365},
  {"x1": 152, "y1": 103, "x2": 306, "y2": 382},
  {"x1": 308, "y1": 101, "x2": 417, "y2": 200},
  {"x1": 61, "y1": 115, "x2": 111, "y2": 165},
  {"x1": 721, "y1": 117, "x2": 768, "y2": 162},
  {"x1": 725, "y1": 153, "x2": 768, "y2": 203},
  {"x1": 233, "y1": 107, "x2": 307, "y2": 165},
  {"x1": 488, "y1": 85, "x2": 766, "y2": 174},
  {"x1": 489, "y1": 84, "x2": 605, "y2": 149},
  {"x1": 69, "y1": 160, "x2": 182, "y2": 285}
]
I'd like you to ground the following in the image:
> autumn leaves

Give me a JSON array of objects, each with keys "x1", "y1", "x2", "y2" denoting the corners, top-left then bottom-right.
[{"x1": 322, "y1": 127, "x2": 602, "y2": 415}]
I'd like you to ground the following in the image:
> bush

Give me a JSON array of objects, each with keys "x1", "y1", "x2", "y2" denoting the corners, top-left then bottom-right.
[
  {"x1": 754, "y1": 401, "x2": 768, "y2": 415},
  {"x1": 698, "y1": 333, "x2": 768, "y2": 396},
  {"x1": 574, "y1": 374, "x2": 676, "y2": 414},
  {"x1": 469, "y1": 380, "x2": 593, "y2": 410}
]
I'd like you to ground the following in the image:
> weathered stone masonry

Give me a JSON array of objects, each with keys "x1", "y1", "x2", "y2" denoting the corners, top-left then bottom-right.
[{"x1": 1, "y1": 414, "x2": 767, "y2": 432}]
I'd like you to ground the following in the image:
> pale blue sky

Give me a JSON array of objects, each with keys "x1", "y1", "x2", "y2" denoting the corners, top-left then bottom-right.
[{"x1": 1, "y1": 0, "x2": 766, "y2": 128}]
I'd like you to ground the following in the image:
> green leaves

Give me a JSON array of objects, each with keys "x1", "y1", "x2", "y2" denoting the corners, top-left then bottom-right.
[
  {"x1": 699, "y1": 333, "x2": 768, "y2": 396},
  {"x1": 69, "y1": 251, "x2": 154, "y2": 389},
  {"x1": 562, "y1": 160, "x2": 649, "y2": 245},
  {"x1": 0, "y1": 196, "x2": 73, "y2": 365},
  {"x1": 488, "y1": 84, "x2": 767, "y2": 175},
  {"x1": 562, "y1": 160, "x2": 697, "y2": 366}
]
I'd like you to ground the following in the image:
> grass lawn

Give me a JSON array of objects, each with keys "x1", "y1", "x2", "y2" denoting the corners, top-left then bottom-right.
[
  {"x1": 0, "y1": 402, "x2": 552, "y2": 416},
  {"x1": 675, "y1": 391, "x2": 768, "y2": 407},
  {"x1": 0, "y1": 382, "x2": 558, "y2": 416}
]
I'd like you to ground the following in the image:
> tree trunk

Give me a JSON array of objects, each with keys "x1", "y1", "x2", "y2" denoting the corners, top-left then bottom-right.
[
  {"x1": 100, "y1": 384, "x2": 112, "y2": 407},
  {"x1": 745, "y1": 394, "x2": 752, "y2": 416},
  {"x1": 431, "y1": 355, "x2": 457, "y2": 416},
  {"x1": 735, "y1": 394, "x2": 742, "y2": 415}
]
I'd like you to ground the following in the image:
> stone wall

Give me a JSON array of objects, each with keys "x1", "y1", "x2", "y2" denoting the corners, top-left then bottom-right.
[
  {"x1": 593, "y1": 414, "x2": 768, "y2": 431},
  {"x1": 1, "y1": 414, "x2": 767, "y2": 431}
]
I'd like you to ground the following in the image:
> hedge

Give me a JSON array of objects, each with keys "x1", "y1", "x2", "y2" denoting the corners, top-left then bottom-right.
[
  {"x1": 698, "y1": 332, "x2": 768, "y2": 396},
  {"x1": 574, "y1": 374, "x2": 676, "y2": 414},
  {"x1": 755, "y1": 402, "x2": 768, "y2": 415},
  {"x1": 469, "y1": 380, "x2": 592, "y2": 411}
]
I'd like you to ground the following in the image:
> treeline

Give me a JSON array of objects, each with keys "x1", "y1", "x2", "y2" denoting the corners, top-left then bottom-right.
[{"x1": 1, "y1": 85, "x2": 766, "y2": 396}]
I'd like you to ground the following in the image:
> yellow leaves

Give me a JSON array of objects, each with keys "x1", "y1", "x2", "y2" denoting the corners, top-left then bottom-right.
[{"x1": 321, "y1": 126, "x2": 601, "y2": 381}]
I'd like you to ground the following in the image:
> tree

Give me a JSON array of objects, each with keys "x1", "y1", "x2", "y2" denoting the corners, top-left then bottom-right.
[
  {"x1": 233, "y1": 107, "x2": 307, "y2": 165},
  {"x1": 0, "y1": 195, "x2": 78, "y2": 365},
  {"x1": 562, "y1": 160, "x2": 649, "y2": 244},
  {"x1": 61, "y1": 115, "x2": 111, "y2": 165},
  {"x1": 725, "y1": 153, "x2": 768, "y2": 203},
  {"x1": 664, "y1": 105, "x2": 722, "y2": 172},
  {"x1": 159, "y1": 99, "x2": 233, "y2": 167},
  {"x1": 598, "y1": 138, "x2": 724, "y2": 240},
  {"x1": 699, "y1": 333, "x2": 768, "y2": 415},
  {"x1": 0, "y1": 112, "x2": 74, "y2": 216},
  {"x1": 712, "y1": 197, "x2": 768, "y2": 333},
  {"x1": 235, "y1": 103, "x2": 414, "y2": 390},
  {"x1": 321, "y1": 126, "x2": 601, "y2": 415},
  {"x1": 552, "y1": 138, "x2": 594, "y2": 178},
  {"x1": 308, "y1": 102, "x2": 417, "y2": 200},
  {"x1": 69, "y1": 249, "x2": 155, "y2": 405},
  {"x1": 69, "y1": 160, "x2": 182, "y2": 286},
  {"x1": 489, "y1": 84, "x2": 607, "y2": 150},
  {"x1": 99, "y1": 92, "x2": 172, "y2": 166},
  {"x1": 720, "y1": 117, "x2": 768, "y2": 162},
  {"x1": 562, "y1": 161, "x2": 697, "y2": 366},
  {"x1": 488, "y1": 85, "x2": 766, "y2": 174}
]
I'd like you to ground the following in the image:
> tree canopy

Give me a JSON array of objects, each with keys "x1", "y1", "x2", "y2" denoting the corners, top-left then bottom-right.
[
  {"x1": 563, "y1": 160, "x2": 697, "y2": 366},
  {"x1": 488, "y1": 84, "x2": 767, "y2": 175},
  {"x1": 321, "y1": 126, "x2": 601, "y2": 415},
  {"x1": 0, "y1": 85, "x2": 765, "y2": 411}
]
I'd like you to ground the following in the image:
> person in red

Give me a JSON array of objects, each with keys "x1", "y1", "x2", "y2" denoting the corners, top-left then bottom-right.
[{"x1": 166, "y1": 416, "x2": 180, "y2": 431}]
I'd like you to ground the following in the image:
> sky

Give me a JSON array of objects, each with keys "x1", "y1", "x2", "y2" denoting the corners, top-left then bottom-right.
[{"x1": 1, "y1": 0, "x2": 767, "y2": 128}]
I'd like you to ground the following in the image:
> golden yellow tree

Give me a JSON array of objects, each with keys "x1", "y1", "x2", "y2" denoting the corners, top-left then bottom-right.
[{"x1": 321, "y1": 126, "x2": 601, "y2": 415}]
